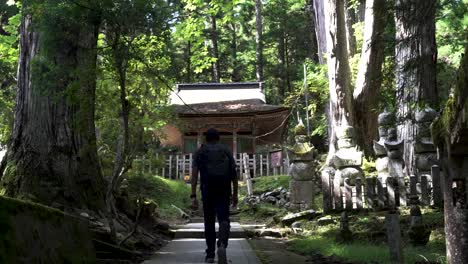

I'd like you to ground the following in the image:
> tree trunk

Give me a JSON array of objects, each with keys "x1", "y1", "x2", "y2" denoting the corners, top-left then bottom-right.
[
  {"x1": 210, "y1": 15, "x2": 220, "y2": 83},
  {"x1": 312, "y1": 0, "x2": 327, "y2": 64},
  {"x1": 305, "y1": 0, "x2": 319, "y2": 63},
  {"x1": 0, "y1": 3, "x2": 105, "y2": 211},
  {"x1": 353, "y1": 0, "x2": 387, "y2": 158},
  {"x1": 345, "y1": 0, "x2": 357, "y2": 57},
  {"x1": 395, "y1": 0, "x2": 437, "y2": 175},
  {"x1": 357, "y1": 0, "x2": 366, "y2": 22},
  {"x1": 434, "y1": 45, "x2": 468, "y2": 264},
  {"x1": 278, "y1": 29, "x2": 287, "y2": 99},
  {"x1": 324, "y1": 0, "x2": 353, "y2": 164},
  {"x1": 230, "y1": 23, "x2": 241, "y2": 82},
  {"x1": 254, "y1": 0, "x2": 263, "y2": 82}
]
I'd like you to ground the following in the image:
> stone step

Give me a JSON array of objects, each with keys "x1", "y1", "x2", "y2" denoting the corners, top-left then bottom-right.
[
  {"x1": 190, "y1": 216, "x2": 240, "y2": 223},
  {"x1": 173, "y1": 222, "x2": 245, "y2": 239}
]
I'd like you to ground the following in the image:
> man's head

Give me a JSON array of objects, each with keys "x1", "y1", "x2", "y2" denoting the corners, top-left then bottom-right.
[{"x1": 205, "y1": 128, "x2": 220, "y2": 143}]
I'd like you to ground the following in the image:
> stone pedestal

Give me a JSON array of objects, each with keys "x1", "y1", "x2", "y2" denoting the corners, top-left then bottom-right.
[
  {"x1": 289, "y1": 180, "x2": 314, "y2": 206},
  {"x1": 333, "y1": 126, "x2": 363, "y2": 210},
  {"x1": 415, "y1": 108, "x2": 439, "y2": 206}
]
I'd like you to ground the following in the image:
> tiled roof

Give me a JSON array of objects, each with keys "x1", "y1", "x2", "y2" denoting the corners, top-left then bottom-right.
[{"x1": 173, "y1": 99, "x2": 287, "y2": 115}]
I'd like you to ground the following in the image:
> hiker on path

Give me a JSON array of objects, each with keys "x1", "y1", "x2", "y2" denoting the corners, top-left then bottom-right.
[{"x1": 191, "y1": 128, "x2": 239, "y2": 264}]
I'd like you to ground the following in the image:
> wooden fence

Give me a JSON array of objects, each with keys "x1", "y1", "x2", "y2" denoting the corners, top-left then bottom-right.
[
  {"x1": 133, "y1": 152, "x2": 290, "y2": 180},
  {"x1": 322, "y1": 165, "x2": 443, "y2": 211}
]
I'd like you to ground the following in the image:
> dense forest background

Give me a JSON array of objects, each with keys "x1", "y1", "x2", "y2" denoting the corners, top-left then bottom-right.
[
  {"x1": 0, "y1": 0, "x2": 466, "y2": 155},
  {"x1": 0, "y1": 0, "x2": 468, "y2": 263}
]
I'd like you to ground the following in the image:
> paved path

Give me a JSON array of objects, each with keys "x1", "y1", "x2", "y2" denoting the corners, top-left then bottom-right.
[{"x1": 142, "y1": 222, "x2": 261, "y2": 264}]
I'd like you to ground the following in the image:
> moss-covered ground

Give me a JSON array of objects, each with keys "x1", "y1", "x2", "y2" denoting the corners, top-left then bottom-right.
[
  {"x1": 287, "y1": 209, "x2": 446, "y2": 263},
  {"x1": 237, "y1": 175, "x2": 447, "y2": 263},
  {"x1": 126, "y1": 173, "x2": 192, "y2": 221}
]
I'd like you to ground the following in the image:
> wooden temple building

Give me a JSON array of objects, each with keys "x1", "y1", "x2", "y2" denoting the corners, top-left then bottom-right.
[{"x1": 160, "y1": 82, "x2": 290, "y2": 157}]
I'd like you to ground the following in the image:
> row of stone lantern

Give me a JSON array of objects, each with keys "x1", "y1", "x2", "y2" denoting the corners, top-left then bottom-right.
[{"x1": 287, "y1": 107, "x2": 442, "y2": 212}]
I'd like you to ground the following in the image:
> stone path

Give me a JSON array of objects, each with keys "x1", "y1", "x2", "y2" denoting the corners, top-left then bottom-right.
[{"x1": 142, "y1": 221, "x2": 261, "y2": 264}]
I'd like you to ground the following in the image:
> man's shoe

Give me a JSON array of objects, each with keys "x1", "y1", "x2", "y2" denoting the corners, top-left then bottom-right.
[
  {"x1": 205, "y1": 256, "x2": 215, "y2": 263},
  {"x1": 217, "y1": 243, "x2": 227, "y2": 264}
]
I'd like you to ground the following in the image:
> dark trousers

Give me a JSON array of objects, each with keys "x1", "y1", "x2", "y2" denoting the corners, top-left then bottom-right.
[{"x1": 202, "y1": 195, "x2": 230, "y2": 258}]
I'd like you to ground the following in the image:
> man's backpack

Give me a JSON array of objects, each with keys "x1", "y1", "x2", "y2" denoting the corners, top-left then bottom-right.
[{"x1": 198, "y1": 143, "x2": 231, "y2": 190}]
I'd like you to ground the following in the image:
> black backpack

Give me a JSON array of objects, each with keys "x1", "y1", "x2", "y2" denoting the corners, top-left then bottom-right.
[{"x1": 198, "y1": 144, "x2": 231, "y2": 190}]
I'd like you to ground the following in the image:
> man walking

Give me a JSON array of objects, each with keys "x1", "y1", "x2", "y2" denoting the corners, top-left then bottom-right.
[{"x1": 191, "y1": 128, "x2": 239, "y2": 264}]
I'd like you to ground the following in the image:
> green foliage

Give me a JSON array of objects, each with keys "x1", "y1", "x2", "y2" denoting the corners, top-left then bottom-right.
[
  {"x1": 126, "y1": 174, "x2": 191, "y2": 220},
  {"x1": 436, "y1": 0, "x2": 468, "y2": 105},
  {"x1": 288, "y1": 211, "x2": 447, "y2": 263},
  {"x1": 0, "y1": 2, "x2": 19, "y2": 147},
  {"x1": 285, "y1": 63, "x2": 329, "y2": 138},
  {"x1": 251, "y1": 175, "x2": 290, "y2": 195}
]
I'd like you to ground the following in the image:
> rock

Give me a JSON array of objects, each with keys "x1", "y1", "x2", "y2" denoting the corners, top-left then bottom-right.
[
  {"x1": 414, "y1": 138, "x2": 436, "y2": 153},
  {"x1": 281, "y1": 209, "x2": 316, "y2": 226},
  {"x1": 415, "y1": 107, "x2": 438, "y2": 123},
  {"x1": 335, "y1": 167, "x2": 364, "y2": 185},
  {"x1": 289, "y1": 162, "x2": 315, "y2": 181},
  {"x1": 373, "y1": 141, "x2": 387, "y2": 156},
  {"x1": 376, "y1": 157, "x2": 389, "y2": 172},
  {"x1": 333, "y1": 148, "x2": 363, "y2": 168},
  {"x1": 291, "y1": 221, "x2": 302, "y2": 228},
  {"x1": 289, "y1": 180, "x2": 314, "y2": 206},
  {"x1": 416, "y1": 153, "x2": 439, "y2": 170},
  {"x1": 317, "y1": 216, "x2": 335, "y2": 226},
  {"x1": 416, "y1": 123, "x2": 432, "y2": 138},
  {"x1": 378, "y1": 111, "x2": 395, "y2": 126},
  {"x1": 378, "y1": 127, "x2": 388, "y2": 138},
  {"x1": 337, "y1": 138, "x2": 355, "y2": 149},
  {"x1": 264, "y1": 190, "x2": 279, "y2": 197},
  {"x1": 265, "y1": 196, "x2": 278, "y2": 204},
  {"x1": 278, "y1": 198, "x2": 287, "y2": 207},
  {"x1": 80, "y1": 212, "x2": 90, "y2": 218},
  {"x1": 259, "y1": 229, "x2": 284, "y2": 238},
  {"x1": 335, "y1": 126, "x2": 355, "y2": 140},
  {"x1": 384, "y1": 140, "x2": 404, "y2": 151}
]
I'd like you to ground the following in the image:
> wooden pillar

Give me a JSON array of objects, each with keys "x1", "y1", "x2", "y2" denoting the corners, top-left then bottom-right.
[
  {"x1": 197, "y1": 130, "x2": 202, "y2": 148},
  {"x1": 260, "y1": 154, "x2": 263, "y2": 176},
  {"x1": 266, "y1": 153, "x2": 270, "y2": 176},
  {"x1": 233, "y1": 129, "x2": 238, "y2": 158},
  {"x1": 168, "y1": 155, "x2": 173, "y2": 179}
]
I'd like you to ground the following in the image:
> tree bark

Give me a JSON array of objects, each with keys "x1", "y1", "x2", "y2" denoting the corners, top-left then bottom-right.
[
  {"x1": 230, "y1": 23, "x2": 241, "y2": 82},
  {"x1": 324, "y1": 0, "x2": 353, "y2": 164},
  {"x1": 0, "y1": 3, "x2": 105, "y2": 211},
  {"x1": 210, "y1": 15, "x2": 220, "y2": 83},
  {"x1": 345, "y1": 0, "x2": 357, "y2": 57},
  {"x1": 305, "y1": 0, "x2": 319, "y2": 63},
  {"x1": 357, "y1": 0, "x2": 366, "y2": 22},
  {"x1": 434, "y1": 45, "x2": 468, "y2": 264},
  {"x1": 353, "y1": 0, "x2": 387, "y2": 158},
  {"x1": 254, "y1": 0, "x2": 263, "y2": 82},
  {"x1": 395, "y1": 0, "x2": 437, "y2": 175},
  {"x1": 278, "y1": 28, "x2": 287, "y2": 99},
  {"x1": 312, "y1": 0, "x2": 327, "y2": 64}
]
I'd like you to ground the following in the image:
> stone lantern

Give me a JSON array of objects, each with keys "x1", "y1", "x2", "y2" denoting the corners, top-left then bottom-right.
[{"x1": 288, "y1": 121, "x2": 316, "y2": 208}]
